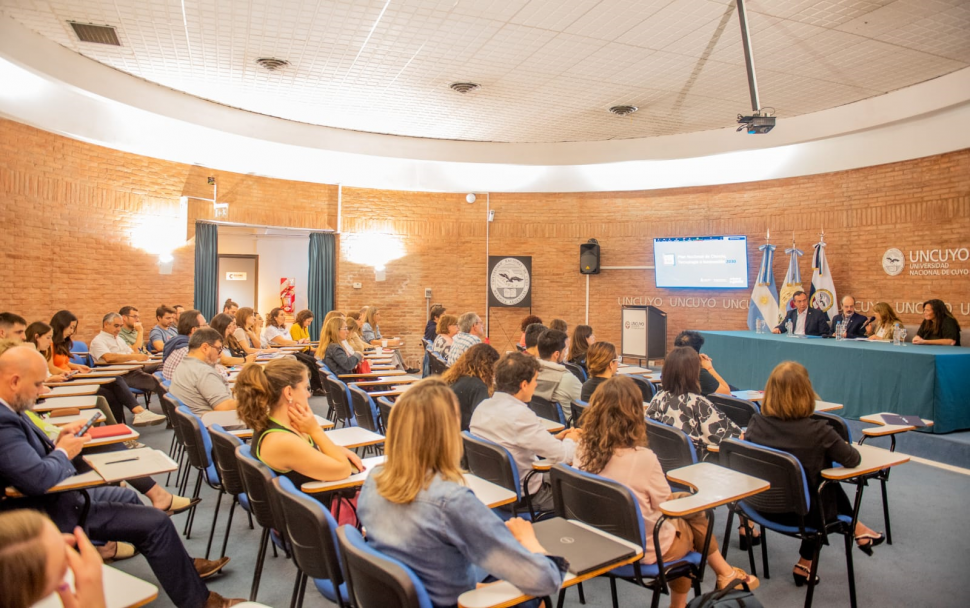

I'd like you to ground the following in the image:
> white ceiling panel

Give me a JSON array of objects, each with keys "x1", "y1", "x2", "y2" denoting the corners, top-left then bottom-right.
[{"x1": 1, "y1": 0, "x2": 967, "y2": 143}]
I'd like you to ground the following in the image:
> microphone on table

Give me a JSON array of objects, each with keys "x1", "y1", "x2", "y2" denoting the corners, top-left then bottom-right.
[{"x1": 863, "y1": 316, "x2": 875, "y2": 328}]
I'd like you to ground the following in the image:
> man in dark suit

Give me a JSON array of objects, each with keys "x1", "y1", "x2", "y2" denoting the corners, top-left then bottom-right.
[
  {"x1": 0, "y1": 342, "x2": 242, "y2": 608},
  {"x1": 773, "y1": 291, "x2": 829, "y2": 336},
  {"x1": 828, "y1": 295, "x2": 870, "y2": 339}
]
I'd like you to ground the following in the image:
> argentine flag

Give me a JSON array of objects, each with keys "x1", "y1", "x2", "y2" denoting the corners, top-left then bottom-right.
[
  {"x1": 810, "y1": 240, "x2": 838, "y2": 321},
  {"x1": 778, "y1": 244, "x2": 804, "y2": 313},
  {"x1": 748, "y1": 244, "x2": 779, "y2": 330}
]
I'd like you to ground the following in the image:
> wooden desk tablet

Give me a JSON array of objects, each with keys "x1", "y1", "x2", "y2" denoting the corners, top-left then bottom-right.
[
  {"x1": 46, "y1": 413, "x2": 93, "y2": 426},
  {"x1": 820, "y1": 444, "x2": 909, "y2": 480},
  {"x1": 661, "y1": 463, "x2": 770, "y2": 518},
  {"x1": 862, "y1": 424, "x2": 916, "y2": 437},
  {"x1": 532, "y1": 459, "x2": 554, "y2": 472},
  {"x1": 457, "y1": 520, "x2": 644, "y2": 608},
  {"x1": 540, "y1": 418, "x2": 565, "y2": 433},
  {"x1": 730, "y1": 390, "x2": 764, "y2": 402},
  {"x1": 83, "y1": 426, "x2": 140, "y2": 448},
  {"x1": 46, "y1": 384, "x2": 100, "y2": 397},
  {"x1": 93, "y1": 364, "x2": 144, "y2": 371},
  {"x1": 860, "y1": 412, "x2": 934, "y2": 428},
  {"x1": 463, "y1": 474, "x2": 517, "y2": 509},
  {"x1": 366, "y1": 388, "x2": 408, "y2": 398},
  {"x1": 209, "y1": 412, "x2": 335, "y2": 438},
  {"x1": 73, "y1": 370, "x2": 129, "y2": 378},
  {"x1": 33, "y1": 395, "x2": 99, "y2": 411},
  {"x1": 815, "y1": 400, "x2": 844, "y2": 412},
  {"x1": 325, "y1": 427, "x2": 385, "y2": 449},
  {"x1": 32, "y1": 563, "x2": 159, "y2": 608},
  {"x1": 45, "y1": 378, "x2": 116, "y2": 387},
  {"x1": 617, "y1": 366, "x2": 651, "y2": 375},
  {"x1": 339, "y1": 370, "x2": 408, "y2": 379},
  {"x1": 350, "y1": 377, "x2": 420, "y2": 388},
  {"x1": 7, "y1": 470, "x2": 104, "y2": 498},
  {"x1": 95, "y1": 360, "x2": 150, "y2": 367}
]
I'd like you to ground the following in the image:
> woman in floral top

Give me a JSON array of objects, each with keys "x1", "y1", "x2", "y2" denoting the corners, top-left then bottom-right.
[{"x1": 646, "y1": 346, "x2": 741, "y2": 455}]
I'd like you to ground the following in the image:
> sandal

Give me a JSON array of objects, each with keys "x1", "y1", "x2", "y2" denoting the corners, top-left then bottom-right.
[
  {"x1": 738, "y1": 521, "x2": 761, "y2": 551},
  {"x1": 792, "y1": 563, "x2": 820, "y2": 587},
  {"x1": 717, "y1": 567, "x2": 759, "y2": 591},
  {"x1": 854, "y1": 531, "x2": 885, "y2": 556},
  {"x1": 103, "y1": 542, "x2": 139, "y2": 564},
  {"x1": 165, "y1": 495, "x2": 202, "y2": 516}
]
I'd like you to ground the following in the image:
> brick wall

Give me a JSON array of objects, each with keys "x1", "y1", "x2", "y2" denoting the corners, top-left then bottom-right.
[{"x1": 1, "y1": 118, "x2": 967, "y2": 362}]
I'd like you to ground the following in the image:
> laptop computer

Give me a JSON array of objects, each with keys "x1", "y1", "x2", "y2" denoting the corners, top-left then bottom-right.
[{"x1": 532, "y1": 517, "x2": 639, "y2": 576}]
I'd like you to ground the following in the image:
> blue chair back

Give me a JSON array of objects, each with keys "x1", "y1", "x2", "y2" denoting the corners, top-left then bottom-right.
[
  {"x1": 174, "y1": 406, "x2": 218, "y2": 485},
  {"x1": 153, "y1": 370, "x2": 171, "y2": 389},
  {"x1": 719, "y1": 438, "x2": 811, "y2": 517},
  {"x1": 528, "y1": 394, "x2": 566, "y2": 426},
  {"x1": 70, "y1": 340, "x2": 93, "y2": 367},
  {"x1": 325, "y1": 375, "x2": 356, "y2": 426},
  {"x1": 348, "y1": 385, "x2": 381, "y2": 432},
  {"x1": 549, "y1": 463, "x2": 645, "y2": 550},
  {"x1": 337, "y1": 526, "x2": 433, "y2": 608},
  {"x1": 629, "y1": 375, "x2": 657, "y2": 401},
  {"x1": 235, "y1": 444, "x2": 279, "y2": 529},
  {"x1": 707, "y1": 394, "x2": 760, "y2": 428},
  {"x1": 564, "y1": 361, "x2": 587, "y2": 383},
  {"x1": 812, "y1": 411, "x2": 852, "y2": 443},
  {"x1": 376, "y1": 396, "x2": 394, "y2": 434},
  {"x1": 569, "y1": 399, "x2": 588, "y2": 428},
  {"x1": 645, "y1": 418, "x2": 698, "y2": 473},
  {"x1": 209, "y1": 424, "x2": 247, "y2": 496},
  {"x1": 461, "y1": 432, "x2": 521, "y2": 501}
]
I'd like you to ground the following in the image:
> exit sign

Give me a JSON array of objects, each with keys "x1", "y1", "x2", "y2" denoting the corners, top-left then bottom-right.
[{"x1": 226, "y1": 272, "x2": 247, "y2": 281}]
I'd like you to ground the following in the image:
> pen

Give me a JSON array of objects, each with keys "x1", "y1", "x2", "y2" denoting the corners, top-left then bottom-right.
[{"x1": 104, "y1": 457, "x2": 139, "y2": 465}]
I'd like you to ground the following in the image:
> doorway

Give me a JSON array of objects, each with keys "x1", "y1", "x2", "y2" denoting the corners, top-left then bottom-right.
[{"x1": 218, "y1": 254, "x2": 259, "y2": 310}]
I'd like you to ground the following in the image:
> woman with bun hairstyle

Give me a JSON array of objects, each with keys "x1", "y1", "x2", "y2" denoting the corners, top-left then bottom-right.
[{"x1": 234, "y1": 357, "x2": 364, "y2": 486}]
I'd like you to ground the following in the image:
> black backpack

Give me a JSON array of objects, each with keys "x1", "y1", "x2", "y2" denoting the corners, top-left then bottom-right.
[{"x1": 686, "y1": 578, "x2": 764, "y2": 608}]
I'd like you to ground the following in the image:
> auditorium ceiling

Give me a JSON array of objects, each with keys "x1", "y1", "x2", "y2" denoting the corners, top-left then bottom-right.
[{"x1": 1, "y1": 0, "x2": 967, "y2": 143}]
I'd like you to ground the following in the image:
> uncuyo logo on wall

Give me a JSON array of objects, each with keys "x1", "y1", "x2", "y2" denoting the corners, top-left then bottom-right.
[{"x1": 882, "y1": 248, "x2": 904, "y2": 276}]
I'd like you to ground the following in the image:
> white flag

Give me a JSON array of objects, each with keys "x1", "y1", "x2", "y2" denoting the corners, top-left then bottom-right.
[
  {"x1": 810, "y1": 241, "x2": 838, "y2": 321},
  {"x1": 778, "y1": 244, "x2": 804, "y2": 315},
  {"x1": 748, "y1": 244, "x2": 779, "y2": 329}
]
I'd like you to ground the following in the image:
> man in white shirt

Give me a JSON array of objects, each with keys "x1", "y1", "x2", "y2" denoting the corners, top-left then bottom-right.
[
  {"x1": 470, "y1": 352, "x2": 582, "y2": 513},
  {"x1": 446, "y1": 312, "x2": 485, "y2": 366},
  {"x1": 533, "y1": 329, "x2": 582, "y2": 422},
  {"x1": 90, "y1": 312, "x2": 167, "y2": 423},
  {"x1": 170, "y1": 328, "x2": 237, "y2": 418}
]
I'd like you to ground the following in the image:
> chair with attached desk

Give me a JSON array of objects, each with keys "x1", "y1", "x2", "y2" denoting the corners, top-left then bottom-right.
[
  {"x1": 348, "y1": 385, "x2": 383, "y2": 437},
  {"x1": 337, "y1": 525, "x2": 433, "y2": 608},
  {"x1": 160, "y1": 394, "x2": 183, "y2": 485},
  {"x1": 645, "y1": 418, "x2": 699, "y2": 477},
  {"x1": 461, "y1": 431, "x2": 542, "y2": 521},
  {"x1": 173, "y1": 407, "x2": 221, "y2": 540},
  {"x1": 324, "y1": 375, "x2": 357, "y2": 427},
  {"x1": 153, "y1": 370, "x2": 171, "y2": 390},
  {"x1": 719, "y1": 438, "x2": 857, "y2": 608},
  {"x1": 235, "y1": 444, "x2": 289, "y2": 601},
  {"x1": 209, "y1": 425, "x2": 255, "y2": 558},
  {"x1": 549, "y1": 463, "x2": 706, "y2": 608},
  {"x1": 421, "y1": 338, "x2": 432, "y2": 378},
  {"x1": 564, "y1": 361, "x2": 587, "y2": 383},
  {"x1": 273, "y1": 476, "x2": 351, "y2": 608},
  {"x1": 707, "y1": 394, "x2": 760, "y2": 428},
  {"x1": 70, "y1": 340, "x2": 94, "y2": 367},
  {"x1": 528, "y1": 395, "x2": 566, "y2": 427},
  {"x1": 569, "y1": 399, "x2": 588, "y2": 428},
  {"x1": 628, "y1": 374, "x2": 657, "y2": 402},
  {"x1": 376, "y1": 396, "x2": 395, "y2": 434},
  {"x1": 428, "y1": 353, "x2": 449, "y2": 376}
]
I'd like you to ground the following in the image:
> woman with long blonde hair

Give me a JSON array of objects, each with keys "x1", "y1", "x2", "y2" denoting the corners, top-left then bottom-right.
[
  {"x1": 315, "y1": 316, "x2": 362, "y2": 375},
  {"x1": 345, "y1": 318, "x2": 370, "y2": 353},
  {"x1": 866, "y1": 302, "x2": 902, "y2": 341},
  {"x1": 357, "y1": 378, "x2": 566, "y2": 607},
  {"x1": 578, "y1": 376, "x2": 757, "y2": 608},
  {"x1": 235, "y1": 358, "x2": 362, "y2": 485}
]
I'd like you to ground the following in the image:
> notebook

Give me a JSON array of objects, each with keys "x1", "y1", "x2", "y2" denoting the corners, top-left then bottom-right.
[
  {"x1": 88, "y1": 424, "x2": 133, "y2": 439},
  {"x1": 532, "y1": 518, "x2": 638, "y2": 576},
  {"x1": 82, "y1": 448, "x2": 178, "y2": 483},
  {"x1": 879, "y1": 414, "x2": 926, "y2": 428}
]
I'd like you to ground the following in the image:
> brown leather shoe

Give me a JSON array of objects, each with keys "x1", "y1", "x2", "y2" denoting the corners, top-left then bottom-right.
[
  {"x1": 194, "y1": 556, "x2": 230, "y2": 579},
  {"x1": 204, "y1": 591, "x2": 245, "y2": 607}
]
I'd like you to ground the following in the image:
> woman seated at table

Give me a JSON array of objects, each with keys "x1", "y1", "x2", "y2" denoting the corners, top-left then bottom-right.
[
  {"x1": 262, "y1": 307, "x2": 307, "y2": 347},
  {"x1": 580, "y1": 340, "x2": 618, "y2": 402},
  {"x1": 913, "y1": 298, "x2": 961, "y2": 346},
  {"x1": 209, "y1": 313, "x2": 257, "y2": 368},
  {"x1": 577, "y1": 376, "x2": 758, "y2": 607},
  {"x1": 361, "y1": 307, "x2": 399, "y2": 346},
  {"x1": 431, "y1": 313, "x2": 459, "y2": 360},
  {"x1": 441, "y1": 343, "x2": 499, "y2": 430},
  {"x1": 48, "y1": 310, "x2": 160, "y2": 428},
  {"x1": 357, "y1": 377, "x2": 567, "y2": 607},
  {"x1": 646, "y1": 346, "x2": 741, "y2": 454},
  {"x1": 234, "y1": 358, "x2": 363, "y2": 487},
  {"x1": 745, "y1": 361, "x2": 884, "y2": 585},
  {"x1": 866, "y1": 302, "x2": 903, "y2": 341},
  {"x1": 317, "y1": 310, "x2": 344, "y2": 343},
  {"x1": 316, "y1": 316, "x2": 363, "y2": 375},
  {"x1": 232, "y1": 308, "x2": 277, "y2": 356},
  {"x1": 0, "y1": 510, "x2": 106, "y2": 608},
  {"x1": 289, "y1": 309, "x2": 314, "y2": 345},
  {"x1": 567, "y1": 324, "x2": 594, "y2": 373},
  {"x1": 345, "y1": 318, "x2": 370, "y2": 353},
  {"x1": 517, "y1": 315, "x2": 543, "y2": 348}
]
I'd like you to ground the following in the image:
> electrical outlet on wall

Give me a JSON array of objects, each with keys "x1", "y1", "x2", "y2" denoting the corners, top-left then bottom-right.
[{"x1": 353, "y1": 282, "x2": 362, "y2": 289}]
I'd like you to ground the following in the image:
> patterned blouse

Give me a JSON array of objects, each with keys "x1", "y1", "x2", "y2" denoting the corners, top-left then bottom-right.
[{"x1": 646, "y1": 390, "x2": 742, "y2": 454}]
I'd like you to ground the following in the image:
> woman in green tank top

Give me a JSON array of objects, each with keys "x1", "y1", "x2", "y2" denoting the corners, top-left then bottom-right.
[{"x1": 235, "y1": 357, "x2": 364, "y2": 487}]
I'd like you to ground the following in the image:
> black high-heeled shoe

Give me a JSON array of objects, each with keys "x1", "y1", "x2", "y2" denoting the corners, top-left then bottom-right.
[
  {"x1": 792, "y1": 563, "x2": 820, "y2": 587},
  {"x1": 855, "y1": 532, "x2": 885, "y2": 556},
  {"x1": 738, "y1": 524, "x2": 762, "y2": 551}
]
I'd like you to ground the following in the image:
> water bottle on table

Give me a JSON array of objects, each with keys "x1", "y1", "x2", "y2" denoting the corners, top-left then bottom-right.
[
  {"x1": 893, "y1": 322, "x2": 901, "y2": 346},
  {"x1": 786, "y1": 320, "x2": 793, "y2": 336}
]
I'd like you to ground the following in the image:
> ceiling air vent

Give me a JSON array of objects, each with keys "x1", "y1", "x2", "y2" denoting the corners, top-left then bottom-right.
[
  {"x1": 609, "y1": 105, "x2": 638, "y2": 116},
  {"x1": 450, "y1": 82, "x2": 481, "y2": 94},
  {"x1": 69, "y1": 22, "x2": 121, "y2": 46},
  {"x1": 256, "y1": 57, "x2": 289, "y2": 71}
]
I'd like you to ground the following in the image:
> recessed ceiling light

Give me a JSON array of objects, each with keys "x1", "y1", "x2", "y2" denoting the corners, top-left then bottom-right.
[
  {"x1": 255, "y1": 57, "x2": 289, "y2": 71},
  {"x1": 609, "y1": 105, "x2": 638, "y2": 116},
  {"x1": 450, "y1": 82, "x2": 481, "y2": 94}
]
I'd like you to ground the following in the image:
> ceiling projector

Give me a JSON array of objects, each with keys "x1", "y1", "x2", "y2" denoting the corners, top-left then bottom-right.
[{"x1": 737, "y1": 112, "x2": 776, "y2": 134}]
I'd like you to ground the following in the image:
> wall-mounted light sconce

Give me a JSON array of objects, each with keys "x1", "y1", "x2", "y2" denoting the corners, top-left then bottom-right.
[{"x1": 182, "y1": 178, "x2": 227, "y2": 218}]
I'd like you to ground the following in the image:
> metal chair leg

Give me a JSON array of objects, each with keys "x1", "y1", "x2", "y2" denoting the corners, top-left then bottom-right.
[
  {"x1": 220, "y1": 497, "x2": 237, "y2": 558},
  {"x1": 577, "y1": 582, "x2": 586, "y2": 604},
  {"x1": 205, "y1": 490, "x2": 224, "y2": 559},
  {"x1": 289, "y1": 569, "x2": 303, "y2": 608},
  {"x1": 844, "y1": 530, "x2": 857, "y2": 608},
  {"x1": 761, "y1": 525, "x2": 769, "y2": 579},
  {"x1": 250, "y1": 527, "x2": 270, "y2": 601},
  {"x1": 184, "y1": 470, "x2": 203, "y2": 538},
  {"x1": 880, "y1": 477, "x2": 893, "y2": 545},
  {"x1": 609, "y1": 577, "x2": 619, "y2": 608},
  {"x1": 803, "y1": 541, "x2": 822, "y2": 608}
]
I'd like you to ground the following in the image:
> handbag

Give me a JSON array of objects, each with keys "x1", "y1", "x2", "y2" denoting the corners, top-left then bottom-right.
[
  {"x1": 353, "y1": 358, "x2": 371, "y2": 374},
  {"x1": 686, "y1": 578, "x2": 763, "y2": 608}
]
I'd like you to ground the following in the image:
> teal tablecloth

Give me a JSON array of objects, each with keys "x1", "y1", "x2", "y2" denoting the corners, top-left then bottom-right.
[{"x1": 698, "y1": 331, "x2": 970, "y2": 433}]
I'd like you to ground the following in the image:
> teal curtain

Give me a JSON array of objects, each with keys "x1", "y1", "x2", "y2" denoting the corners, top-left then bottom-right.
[
  {"x1": 194, "y1": 221, "x2": 219, "y2": 321},
  {"x1": 308, "y1": 232, "x2": 336, "y2": 340}
]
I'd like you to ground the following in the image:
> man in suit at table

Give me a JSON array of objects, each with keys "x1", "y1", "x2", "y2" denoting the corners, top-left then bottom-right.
[
  {"x1": 772, "y1": 291, "x2": 829, "y2": 336},
  {"x1": 0, "y1": 342, "x2": 243, "y2": 608},
  {"x1": 827, "y1": 295, "x2": 870, "y2": 339}
]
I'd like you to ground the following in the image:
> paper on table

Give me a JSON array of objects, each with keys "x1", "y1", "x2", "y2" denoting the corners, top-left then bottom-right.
[{"x1": 82, "y1": 448, "x2": 177, "y2": 483}]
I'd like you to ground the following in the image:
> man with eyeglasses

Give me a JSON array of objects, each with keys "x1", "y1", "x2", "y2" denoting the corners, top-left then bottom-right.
[
  {"x1": 446, "y1": 312, "x2": 485, "y2": 366},
  {"x1": 89, "y1": 313, "x2": 167, "y2": 422},
  {"x1": 118, "y1": 306, "x2": 148, "y2": 354}
]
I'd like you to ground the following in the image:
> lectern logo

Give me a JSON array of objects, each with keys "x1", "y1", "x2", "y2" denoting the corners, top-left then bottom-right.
[
  {"x1": 625, "y1": 321, "x2": 631, "y2": 329},
  {"x1": 882, "y1": 248, "x2": 904, "y2": 276}
]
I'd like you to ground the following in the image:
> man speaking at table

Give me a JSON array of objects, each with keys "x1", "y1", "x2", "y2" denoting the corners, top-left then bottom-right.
[
  {"x1": 772, "y1": 291, "x2": 829, "y2": 336},
  {"x1": 827, "y1": 295, "x2": 869, "y2": 339}
]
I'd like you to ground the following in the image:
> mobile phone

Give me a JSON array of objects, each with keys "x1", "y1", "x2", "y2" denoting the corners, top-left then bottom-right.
[
  {"x1": 75, "y1": 412, "x2": 103, "y2": 437},
  {"x1": 349, "y1": 462, "x2": 362, "y2": 475}
]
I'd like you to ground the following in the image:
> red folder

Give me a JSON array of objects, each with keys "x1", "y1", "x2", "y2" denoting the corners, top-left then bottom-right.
[{"x1": 87, "y1": 424, "x2": 131, "y2": 439}]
